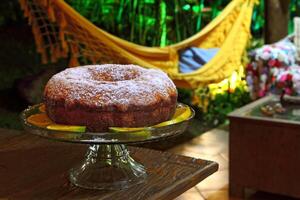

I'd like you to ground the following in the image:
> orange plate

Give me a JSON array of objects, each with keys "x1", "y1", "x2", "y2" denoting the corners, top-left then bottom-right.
[
  {"x1": 27, "y1": 113, "x2": 53, "y2": 127},
  {"x1": 39, "y1": 104, "x2": 46, "y2": 113}
]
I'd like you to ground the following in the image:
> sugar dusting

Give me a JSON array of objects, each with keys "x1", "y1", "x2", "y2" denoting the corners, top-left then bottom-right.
[{"x1": 44, "y1": 64, "x2": 177, "y2": 111}]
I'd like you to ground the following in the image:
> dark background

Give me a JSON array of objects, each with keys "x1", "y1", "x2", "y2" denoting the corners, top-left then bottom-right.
[{"x1": 0, "y1": 0, "x2": 66, "y2": 129}]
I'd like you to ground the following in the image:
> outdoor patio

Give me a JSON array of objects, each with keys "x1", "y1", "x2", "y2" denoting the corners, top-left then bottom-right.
[
  {"x1": 1, "y1": 0, "x2": 300, "y2": 199},
  {"x1": 172, "y1": 126, "x2": 298, "y2": 200},
  {"x1": 1, "y1": 125, "x2": 298, "y2": 199}
]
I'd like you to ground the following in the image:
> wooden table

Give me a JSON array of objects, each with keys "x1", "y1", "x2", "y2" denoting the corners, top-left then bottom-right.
[
  {"x1": 228, "y1": 95, "x2": 300, "y2": 198},
  {"x1": 0, "y1": 130, "x2": 218, "y2": 200}
]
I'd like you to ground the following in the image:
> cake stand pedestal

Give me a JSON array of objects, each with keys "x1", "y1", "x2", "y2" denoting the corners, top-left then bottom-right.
[
  {"x1": 21, "y1": 103, "x2": 194, "y2": 190},
  {"x1": 69, "y1": 144, "x2": 146, "y2": 190}
]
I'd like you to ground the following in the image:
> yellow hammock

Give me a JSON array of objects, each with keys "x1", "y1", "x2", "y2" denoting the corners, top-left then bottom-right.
[{"x1": 19, "y1": 0, "x2": 256, "y2": 89}]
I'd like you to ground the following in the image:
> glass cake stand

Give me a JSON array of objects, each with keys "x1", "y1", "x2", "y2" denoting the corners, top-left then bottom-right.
[{"x1": 21, "y1": 103, "x2": 194, "y2": 190}]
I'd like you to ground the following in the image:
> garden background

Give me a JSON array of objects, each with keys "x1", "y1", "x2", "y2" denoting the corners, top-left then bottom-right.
[{"x1": 0, "y1": 0, "x2": 298, "y2": 130}]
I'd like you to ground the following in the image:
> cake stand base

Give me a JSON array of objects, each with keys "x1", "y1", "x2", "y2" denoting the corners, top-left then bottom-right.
[{"x1": 69, "y1": 144, "x2": 147, "y2": 190}]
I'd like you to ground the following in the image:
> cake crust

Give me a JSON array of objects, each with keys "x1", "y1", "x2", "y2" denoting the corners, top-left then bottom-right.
[{"x1": 44, "y1": 64, "x2": 177, "y2": 131}]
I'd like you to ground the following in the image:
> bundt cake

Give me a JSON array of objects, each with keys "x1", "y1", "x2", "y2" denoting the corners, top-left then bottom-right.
[{"x1": 44, "y1": 64, "x2": 177, "y2": 132}]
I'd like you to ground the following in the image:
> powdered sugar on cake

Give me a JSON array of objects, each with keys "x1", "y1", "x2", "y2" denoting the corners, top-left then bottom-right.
[{"x1": 44, "y1": 64, "x2": 177, "y2": 111}]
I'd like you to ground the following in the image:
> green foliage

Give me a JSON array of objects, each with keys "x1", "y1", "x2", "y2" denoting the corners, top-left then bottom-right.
[
  {"x1": 177, "y1": 84, "x2": 251, "y2": 126},
  {"x1": 0, "y1": 26, "x2": 66, "y2": 90},
  {"x1": 289, "y1": 0, "x2": 300, "y2": 33},
  {"x1": 0, "y1": 0, "x2": 24, "y2": 26},
  {"x1": 66, "y1": 0, "x2": 300, "y2": 45},
  {"x1": 0, "y1": 109, "x2": 22, "y2": 130},
  {"x1": 251, "y1": 0, "x2": 264, "y2": 38},
  {"x1": 177, "y1": 88, "x2": 205, "y2": 119},
  {"x1": 66, "y1": 0, "x2": 230, "y2": 46},
  {"x1": 247, "y1": 37, "x2": 264, "y2": 51},
  {"x1": 177, "y1": 88, "x2": 193, "y2": 105},
  {"x1": 203, "y1": 85, "x2": 251, "y2": 126},
  {"x1": 2, "y1": 0, "x2": 300, "y2": 47},
  {"x1": 251, "y1": 0, "x2": 300, "y2": 37},
  {"x1": 0, "y1": 1, "x2": 67, "y2": 130}
]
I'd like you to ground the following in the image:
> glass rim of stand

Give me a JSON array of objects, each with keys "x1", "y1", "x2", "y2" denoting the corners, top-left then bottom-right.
[
  {"x1": 20, "y1": 103, "x2": 194, "y2": 190},
  {"x1": 21, "y1": 103, "x2": 195, "y2": 145}
]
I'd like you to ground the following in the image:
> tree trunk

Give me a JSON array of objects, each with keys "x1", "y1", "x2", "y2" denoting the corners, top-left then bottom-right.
[{"x1": 264, "y1": 0, "x2": 290, "y2": 44}]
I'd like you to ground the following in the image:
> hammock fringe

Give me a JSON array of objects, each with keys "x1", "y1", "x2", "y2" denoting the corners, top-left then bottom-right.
[{"x1": 19, "y1": 0, "x2": 256, "y2": 88}]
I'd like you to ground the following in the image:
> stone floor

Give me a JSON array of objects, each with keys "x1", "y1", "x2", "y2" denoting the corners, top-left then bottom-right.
[{"x1": 169, "y1": 126, "x2": 298, "y2": 200}]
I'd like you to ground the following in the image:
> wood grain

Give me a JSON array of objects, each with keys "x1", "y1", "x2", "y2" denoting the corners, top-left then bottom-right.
[
  {"x1": 0, "y1": 131, "x2": 218, "y2": 200},
  {"x1": 229, "y1": 95, "x2": 300, "y2": 198}
]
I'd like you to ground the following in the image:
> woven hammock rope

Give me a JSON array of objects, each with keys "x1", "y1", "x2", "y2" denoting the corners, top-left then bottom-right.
[{"x1": 19, "y1": 0, "x2": 256, "y2": 89}]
